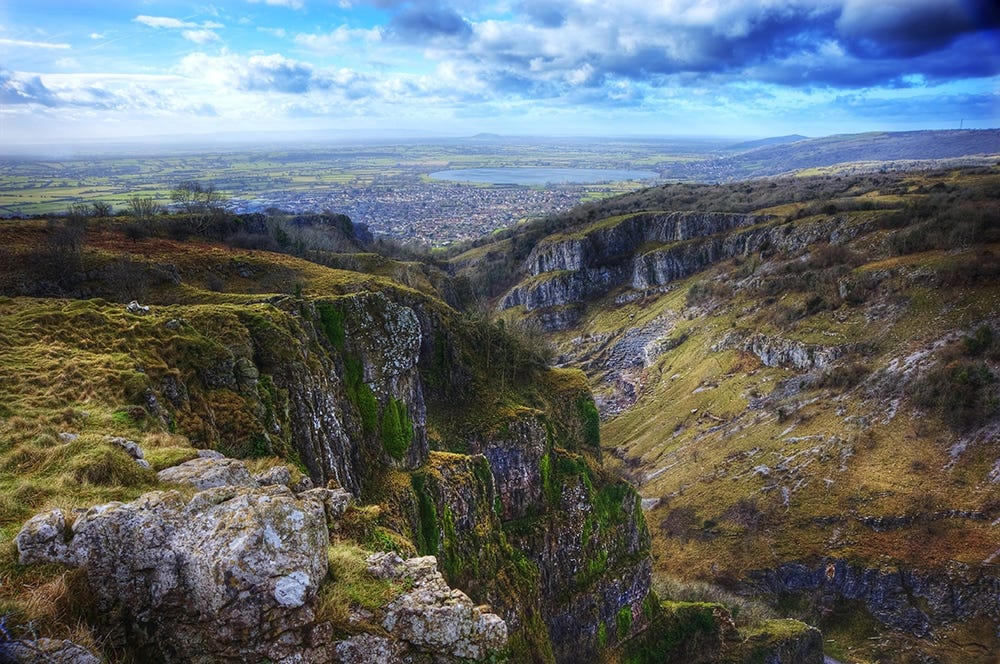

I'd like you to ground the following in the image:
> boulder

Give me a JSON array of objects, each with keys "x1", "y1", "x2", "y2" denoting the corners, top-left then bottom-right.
[
  {"x1": 125, "y1": 300, "x2": 150, "y2": 315},
  {"x1": 16, "y1": 509, "x2": 80, "y2": 566},
  {"x1": 0, "y1": 637, "x2": 100, "y2": 664},
  {"x1": 254, "y1": 464, "x2": 293, "y2": 487},
  {"x1": 299, "y1": 487, "x2": 352, "y2": 522},
  {"x1": 156, "y1": 455, "x2": 257, "y2": 489},
  {"x1": 368, "y1": 552, "x2": 508, "y2": 660},
  {"x1": 16, "y1": 485, "x2": 330, "y2": 662}
]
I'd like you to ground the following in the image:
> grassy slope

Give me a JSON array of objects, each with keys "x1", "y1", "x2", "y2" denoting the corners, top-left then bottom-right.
[
  {"x1": 0, "y1": 222, "x2": 665, "y2": 662},
  {"x1": 0, "y1": 228, "x2": 439, "y2": 647},
  {"x1": 505, "y1": 167, "x2": 1000, "y2": 663}
]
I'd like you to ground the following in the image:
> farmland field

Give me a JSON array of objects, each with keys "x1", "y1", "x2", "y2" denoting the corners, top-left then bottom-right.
[{"x1": 0, "y1": 136, "x2": 728, "y2": 243}]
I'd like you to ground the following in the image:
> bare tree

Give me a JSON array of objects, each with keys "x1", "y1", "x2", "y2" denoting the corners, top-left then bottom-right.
[
  {"x1": 127, "y1": 196, "x2": 163, "y2": 220},
  {"x1": 91, "y1": 201, "x2": 114, "y2": 217},
  {"x1": 171, "y1": 181, "x2": 226, "y2": 231}
]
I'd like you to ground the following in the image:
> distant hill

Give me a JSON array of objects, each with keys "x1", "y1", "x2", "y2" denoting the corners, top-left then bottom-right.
[
  {"x1": 724, "y1": 134, "x2": 809, "y2": 151},
  {"x1": 654, "y1": 129, "x2": 1000, "y2": 181}
]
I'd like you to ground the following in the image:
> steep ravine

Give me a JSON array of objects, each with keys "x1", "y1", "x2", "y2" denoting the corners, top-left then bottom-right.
[
  {"x1": 4, "y1": 287, "x2": 820, "y2": 663},
  {"x1": 484, "y1": 168, "x2": 1000, "y2": 662}
]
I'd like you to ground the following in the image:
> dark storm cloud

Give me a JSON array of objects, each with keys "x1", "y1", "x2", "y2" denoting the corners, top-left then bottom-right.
[
  {"x1": 836, "y1": 0, "x2": 999, "y2": 58},
  {"x1": 428, "y1": 0, "x2": 1000, "y2": 102},
  {"x1": 388, "y1": 5, "x2": 472, "y2": 41}
]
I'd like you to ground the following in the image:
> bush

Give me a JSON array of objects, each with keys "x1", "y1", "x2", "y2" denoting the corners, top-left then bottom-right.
[
  {"x1": 909, "y1": 361, "x2": 998, "y2": 431},
  {"x1": 817, "y1": 363, "x2": 870, "y2": 390}
]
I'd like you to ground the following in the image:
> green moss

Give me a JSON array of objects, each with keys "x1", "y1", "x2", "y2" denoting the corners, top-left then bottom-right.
[
  {"x1": 411, "y1": 473, "x2": 440, "y2": 556},
  {"x1": 343, "y1": 354, "x2": 377, "y2": 434},
  {"x1": 597, "y1": 622, "x2": 607, "y2": 649},
  {"x1": 621, "y1": 601, "x2": 724, "y2": 664},
  {"x1": 616, "y1": 605, "x2": 634, "y2": 639},
  {"x1": 577, "y1": 396, "x2": 601, "y2": 448},
  {"x1": 441, "y1": 503, "x2": 460, "y2": 576},
  {"x1": 539, "y1": 452, "x2": 558, "y2": 504},
  {"x1": 380, "y1": 397, "x2": 413, "y2": 461},
  {"x1": 426, "y1": 332, "x2": 450, "y2": 391},
  {"x1": 316, "y1": 303, "x2": 346, "y2": 350}
]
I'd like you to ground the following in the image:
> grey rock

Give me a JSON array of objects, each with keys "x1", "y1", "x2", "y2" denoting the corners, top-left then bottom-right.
[
  {"x1": 196, "y1": 448, "x2": 225, "y2": 459},
  {"x1": 16, "y1": 485, "x2": 329, "y2": 662},
  {"x1": 108, "y1": 436, "x2": 143, "y2": 460},
  {"x1": 255, "y1": 464, "x2": 293, "y2": 487},
  {"x1": 157, "y1": 456, "x2": 257, "y2": 489},
  {"x1": 714, "y1": 330, "x2": 845, "y2": 370},
  {"x1": 369, "y1": 553, "x2": 508, "y2": 661},
  {"x1": 125, "y1": 300, "x2": 150, "y2": 315},
  {"x1": 299, "y1": 487, "x2": 352, "y2": 522},
  {"x1": 16, "y1": 509, "x2": 80, "y2": 566},
  {"x1": 0, "y1": 637, "x2": 100, "y2": 664},
  {"x1": 332, "y1": 633, "x2": 400, "y2": 663},
  {"x1": 502, "y1": 212, "x2": 771, "y2": 313}
]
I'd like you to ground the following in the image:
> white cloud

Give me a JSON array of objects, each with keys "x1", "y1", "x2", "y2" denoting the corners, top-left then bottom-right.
[
  {"x1": 294, "y1": 26, "x2": 383, "y2": 52},
  {"x1": 183, "y1": 30, "x2": 221, "y2": 44},
  {"x1": 134, "y1": 15, "x2": 223, "y2": 30},
  {"x1": 134, "y1": 15, "x2": 198, "y2": 29},
  {"x1": 89, "y1": 33, "x2": 105, "y2": 40},
  {"x1": 258, "y1": 27, "x2": 288, "y2": 38},
  {"x1": 246, "y1": 0, "x2": 305, "y2": 9},
  {"x1": 0, "y1": 37, "x2": 70, "y2": 50}
]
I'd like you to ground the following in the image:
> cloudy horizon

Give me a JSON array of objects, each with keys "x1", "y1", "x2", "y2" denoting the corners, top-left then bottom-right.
[{"x1": 1, "y1": 0, "x2": 998, "y2": 146}]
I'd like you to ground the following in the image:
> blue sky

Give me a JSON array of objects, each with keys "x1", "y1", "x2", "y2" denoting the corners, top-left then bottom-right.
[{"x1": 1, "y1": 0, "x2": 998, "y2": 144}]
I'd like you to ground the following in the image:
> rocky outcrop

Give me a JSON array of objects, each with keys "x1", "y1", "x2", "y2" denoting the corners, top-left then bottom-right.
[
  {"x1": 501, "y1": 211, "x2": 873, "y2": 324},
  {"x1": 368, "y1": 552, "x2": 508, "y2": 660},
  {"x1": 502, "y1": 212, "x2": 771, "y2": 319},
  {"x1": 146, "y1": 291, "x2": 430, "y2": 498},
  {"x1": 156, "y1": 455, "x2": 258, "y2": 489},
  {"x1": 713, "y1": 330, "x2": 846, "y2": 370},
  {"x1": 466, "y1": 413, "x2": 653, "y2": 661},
  {"x1": 17, "y1": 485, "x2": 330, "y2": 661},
  {"x1": 0, "y1": 637, "x2": 101, "y2": 664},
  {"x1": 15, "y1": 482, "x2": 507, "y2": 663},
  {"x1": 743, "y1": 558, "x2": 1000, "y2": 639}
]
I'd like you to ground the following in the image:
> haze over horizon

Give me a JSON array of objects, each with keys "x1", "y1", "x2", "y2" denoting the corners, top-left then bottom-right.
[{"x1": 2, "y1": 0, "x2": 999, "y2": 147}]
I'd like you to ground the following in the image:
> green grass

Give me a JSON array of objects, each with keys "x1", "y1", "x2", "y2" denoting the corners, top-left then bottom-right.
[{"x1": 316, "y1": 541, "x2": 413, "y2": 630}]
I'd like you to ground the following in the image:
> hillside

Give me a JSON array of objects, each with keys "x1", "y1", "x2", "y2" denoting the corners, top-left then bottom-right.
[
  {"x1": 670, "y1": 129, "x2": 1000, "y2": 181},
  {"x1": 0, "y1": 214, "x2": 818, "y2": 662},
  {"x1": 467, "y1": 165, "x2": 1000, "y2": 663}
]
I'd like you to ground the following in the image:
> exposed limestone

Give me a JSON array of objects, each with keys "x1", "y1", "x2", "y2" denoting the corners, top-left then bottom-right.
[
  {"x1": 16, "y1": 509, "x2": 80, "y2": 566},
  {"x1": 713, "y1": 330, "x2": 845, "y2": 370},
  {"x1": 744, "y1": 559, "x2": 1000, "y2": 640},
  {"x1": 254, "y1": 464, "x2": 293, "y2": 487},
  {"x1": 0, "y1": 637, "x2": 101, "y2": 664},
  {"x1": 156, "y1": 455, "x2": 258, "y2": 489},
  {"x1": 125, "y1": 300, "x2": 150, "y2": 315},
  {"x1": 16, "y1": 485, "x2": 330, "y2": 662},
  {"x1": 502, "y1": 212, "x2": 772, "y2": 314},
  {"x1": 368, "y1": 552, "x2": 508, "y2": 660},
  {"x1": 299, "y1": 486, "x2": 352, "y2": 522}
]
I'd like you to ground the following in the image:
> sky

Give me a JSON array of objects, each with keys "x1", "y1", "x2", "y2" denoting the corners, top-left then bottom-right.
[{"x1": 1, "y1": 0, "x2": 999, "y2": 145}]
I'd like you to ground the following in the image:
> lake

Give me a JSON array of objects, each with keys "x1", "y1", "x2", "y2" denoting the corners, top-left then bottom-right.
[{"x1": 428, "y1": 167, "x2": 659, "y2": 185}]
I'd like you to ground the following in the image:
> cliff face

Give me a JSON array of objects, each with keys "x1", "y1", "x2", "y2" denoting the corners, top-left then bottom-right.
[
  {"x1": 499, "y1": 211, "x2": 875, "y2": 327},
  {"x1": 475, "y1": 167, "x2": 1000, "y2": 663},
  {"x1": 501, "y1": 212, "x2": 771, "y2": 320},
  {"x1": 4, "y1": 288, "x2": 656, "y2": 663},
  {"x1": 467, "y1": 413, "x2": 653, "y2": 661}
]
